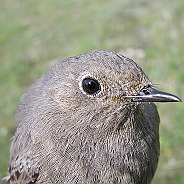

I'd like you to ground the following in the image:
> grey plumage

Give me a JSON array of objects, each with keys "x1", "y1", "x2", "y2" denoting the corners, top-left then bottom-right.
[{"x1": 7, "y1": 50, "x2": 181, "y2": 184}]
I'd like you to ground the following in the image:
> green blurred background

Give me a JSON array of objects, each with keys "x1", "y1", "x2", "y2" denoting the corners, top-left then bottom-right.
[{"x1": 0, "y1": 0, "x2": 184, "y2": 183}]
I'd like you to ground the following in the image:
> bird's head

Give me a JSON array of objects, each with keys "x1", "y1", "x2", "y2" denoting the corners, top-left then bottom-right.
[
  {"x1": 45, "y1": 50, "x2": 181, "y2": 112},
  {"x1": 16, "y1": 50, "x2": 181, "y2": 132}
]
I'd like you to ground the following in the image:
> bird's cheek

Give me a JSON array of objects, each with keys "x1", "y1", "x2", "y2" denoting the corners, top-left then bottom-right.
[
  {"x1": 51, "y1": 90, "x2": 81, "y2": 111},
  {"x1": 46, "y1": 82, "x2": 82, "y2": 111},
  {"x1": 60, "y1": 99, "x2": 81, "y2": 111}
]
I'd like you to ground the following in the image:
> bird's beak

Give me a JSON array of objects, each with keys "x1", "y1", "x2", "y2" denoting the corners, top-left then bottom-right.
[{"x1": 131, "y1": 87, "x2": 182, "y2": 102}]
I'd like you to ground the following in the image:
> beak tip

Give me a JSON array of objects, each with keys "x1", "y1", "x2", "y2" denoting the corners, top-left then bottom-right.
[
  {"x1": 169, "y1": 94, "x2": 182, "y2": 102},
  {"x1": 176, "y1": 97, "x2": 182, "y2": 102}
]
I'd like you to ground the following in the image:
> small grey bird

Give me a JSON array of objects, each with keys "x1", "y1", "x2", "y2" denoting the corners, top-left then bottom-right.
[{"x1": 7, "y1": 50, "x2": 181, "y2": 184}]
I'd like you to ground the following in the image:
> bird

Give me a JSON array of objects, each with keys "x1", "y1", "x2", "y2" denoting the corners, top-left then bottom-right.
[{"x1": 7, "y1": 50, "x2": 181, "y2": 184}]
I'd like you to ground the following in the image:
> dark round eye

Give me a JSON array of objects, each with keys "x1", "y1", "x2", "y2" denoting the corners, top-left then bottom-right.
[{"x1": 82, "y1": 78, "x2": 101, "y2": 95}]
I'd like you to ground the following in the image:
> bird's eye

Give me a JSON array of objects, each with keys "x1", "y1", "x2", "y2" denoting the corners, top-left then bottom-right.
[{"x1": 82, "y1": 78, "x2": 101, "y2": 95}]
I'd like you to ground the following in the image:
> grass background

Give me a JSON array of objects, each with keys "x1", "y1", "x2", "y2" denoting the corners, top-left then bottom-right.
[{"x1": 0, "y1": 0, "x2": 184, "y2": 183}]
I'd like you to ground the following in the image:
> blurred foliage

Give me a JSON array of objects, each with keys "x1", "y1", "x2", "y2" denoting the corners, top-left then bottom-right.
[{"x1": 0, "y1": 0, "x2": 183, "y2": 183}]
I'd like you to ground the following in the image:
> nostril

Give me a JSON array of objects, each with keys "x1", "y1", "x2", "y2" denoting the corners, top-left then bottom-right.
[{"x1": 142, "y1": 89, "x2": 151, "y2": 95}]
